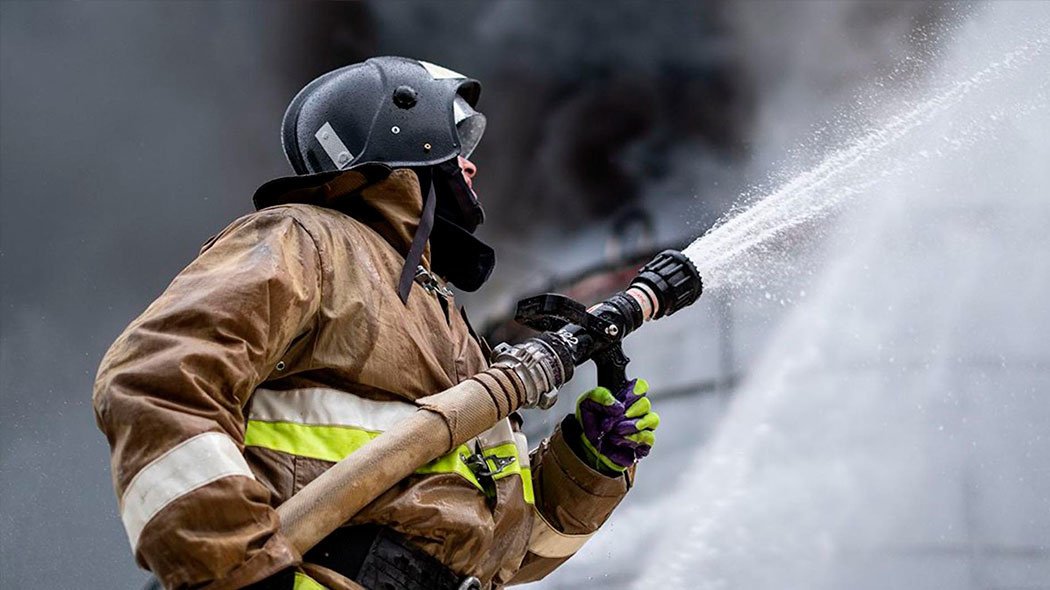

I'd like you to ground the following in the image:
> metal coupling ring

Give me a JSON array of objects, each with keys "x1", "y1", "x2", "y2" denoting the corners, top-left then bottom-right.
[{"x1": 491, "y1": 338, "x2": 565, "y2": 410}]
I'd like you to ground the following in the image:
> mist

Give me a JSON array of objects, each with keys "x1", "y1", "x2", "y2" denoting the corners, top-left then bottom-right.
[{"x1": 527, "y1": 3, "x2": 1050, "y2": 588}]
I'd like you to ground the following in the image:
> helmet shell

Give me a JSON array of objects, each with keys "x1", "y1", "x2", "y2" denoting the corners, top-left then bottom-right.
[{"x1": 282, "y1": 56, "x2": 482, "y2": 174}]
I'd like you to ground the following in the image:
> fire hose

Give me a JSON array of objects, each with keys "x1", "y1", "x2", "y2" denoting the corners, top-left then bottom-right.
[{"x1": 272, "y1": 249, "x2": 703, "y2": 559}]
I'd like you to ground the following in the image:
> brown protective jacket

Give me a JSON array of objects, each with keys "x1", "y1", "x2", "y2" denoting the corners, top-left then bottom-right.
[{"x1": 93, "y1": 169, "x2": 634, "y2": 590}]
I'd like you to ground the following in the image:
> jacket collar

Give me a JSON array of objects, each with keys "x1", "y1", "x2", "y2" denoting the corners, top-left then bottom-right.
[{"x1": 253, "y1": 166, "x2": 431, "y2": 268}]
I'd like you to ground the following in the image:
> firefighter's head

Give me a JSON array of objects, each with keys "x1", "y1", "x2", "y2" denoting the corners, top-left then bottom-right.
[{"x1": 281, "y1": 57, "x2": 493, "y2": 296}]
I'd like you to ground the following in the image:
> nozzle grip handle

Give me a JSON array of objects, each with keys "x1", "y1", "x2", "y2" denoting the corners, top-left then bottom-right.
[{"x1": 593, "y1": 344, "x2": 630, "y2": 396}]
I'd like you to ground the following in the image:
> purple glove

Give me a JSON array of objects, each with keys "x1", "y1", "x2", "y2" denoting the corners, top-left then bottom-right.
[{"x1": 574, "y1": 379, "x2": 659, "y2": 473}]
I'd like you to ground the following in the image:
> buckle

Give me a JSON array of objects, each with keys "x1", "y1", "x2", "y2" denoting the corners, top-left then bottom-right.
[
  {"x1": 414, "y1": 266, "x2": 454, "y2": 300},
  {"x1": 465, "y1": 452, "x2": 516, "y2": 478}
]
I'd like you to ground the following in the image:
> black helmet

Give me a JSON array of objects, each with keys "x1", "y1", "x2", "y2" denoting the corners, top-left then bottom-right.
[
  {"x1": 277, "y1": 56, "x2": 493, "y2": 302},
  {"x1": 282, "y1": 56, "x2": 486, "y2": 174}
]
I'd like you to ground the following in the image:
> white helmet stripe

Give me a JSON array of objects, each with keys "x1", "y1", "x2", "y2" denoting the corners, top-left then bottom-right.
[{"x1": 418, "y1": 60, "x2": 466, "y2": 80}]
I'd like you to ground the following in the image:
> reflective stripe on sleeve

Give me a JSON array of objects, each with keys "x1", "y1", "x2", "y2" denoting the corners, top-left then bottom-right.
[
  {"x1": 120, "y1": 432, "x2": 254, "y2": 549},
  {"x1": 527, "y1": 509, "x2": 595, "y2": 559}
]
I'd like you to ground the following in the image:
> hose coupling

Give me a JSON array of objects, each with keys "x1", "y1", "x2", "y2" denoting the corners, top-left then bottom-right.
[{"x1": 491, "y1": 337, "x2": 570, "y2": 410}]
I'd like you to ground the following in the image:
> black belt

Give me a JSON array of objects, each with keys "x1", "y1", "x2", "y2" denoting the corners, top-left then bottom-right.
[{"x1": 305, "y1": 525, "x2": 481, "y2": 590}]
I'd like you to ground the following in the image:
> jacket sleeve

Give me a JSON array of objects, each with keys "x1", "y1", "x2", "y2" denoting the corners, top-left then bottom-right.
[
  {"x1": 93, "y1": 209, "x2": 323, "y2": 589},
  {"x1": 509, "y1": 416, "x2": 636, "y2": 584}
]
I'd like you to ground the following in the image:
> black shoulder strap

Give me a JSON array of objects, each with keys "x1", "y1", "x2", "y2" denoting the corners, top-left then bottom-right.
[{"x1": 397, "y1": 179, "x2": 437, "y2": 304}]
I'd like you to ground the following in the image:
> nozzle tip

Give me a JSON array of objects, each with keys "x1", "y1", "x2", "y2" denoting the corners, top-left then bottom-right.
[{"x1": 631, "y1": 250, "x2": 703, "y2": 319}]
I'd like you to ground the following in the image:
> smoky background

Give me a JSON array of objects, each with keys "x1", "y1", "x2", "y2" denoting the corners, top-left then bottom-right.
[{"x1": 7, "y1": 2, "x2": 1045, "y2": 589}]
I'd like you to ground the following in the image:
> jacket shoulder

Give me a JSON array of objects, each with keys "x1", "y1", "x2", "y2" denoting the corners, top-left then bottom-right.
[
  {"x1": 255, "y1": 203, "x2": 375, "y2": 242},
  {"x1": 250, "y1": 202, "x2": 345, "y2": 236},
  {"x1": 200, "y1": 204, "x2": 362, "y2": 254}
]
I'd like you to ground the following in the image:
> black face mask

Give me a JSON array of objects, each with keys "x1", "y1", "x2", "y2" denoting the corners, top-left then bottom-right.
[
  {"x1": 430, "y1": 214, "x2": 495, "y2": 292},
  {"x1": 426, "y1": 159, "x2": 494, "y2": 292},
  {"x1": 432, "y1": 158, "x2": 484, "y2": 232}
]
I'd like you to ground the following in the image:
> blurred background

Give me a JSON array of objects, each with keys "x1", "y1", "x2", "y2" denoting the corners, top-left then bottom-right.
[{"x1": 2, "y1": 1, "x2": 1048, "y2": 588}]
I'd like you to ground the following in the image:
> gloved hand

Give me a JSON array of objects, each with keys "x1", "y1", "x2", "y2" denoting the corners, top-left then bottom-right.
[{"x1": 574, "y1": 379, "x2": 659, "y2": 474}]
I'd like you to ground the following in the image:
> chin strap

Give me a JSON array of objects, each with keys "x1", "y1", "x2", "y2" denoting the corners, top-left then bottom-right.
[{"x1": 397, "y1": 179, "x2": 437, "y2": 304}]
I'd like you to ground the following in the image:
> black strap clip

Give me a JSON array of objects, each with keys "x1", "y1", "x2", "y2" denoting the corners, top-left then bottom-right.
[
  {"x1": 465, "y1": 452, "x2": 516, "y2": 478},
  {"x1": 414, "y1": 266, "x2": 454, "y2": 300}
]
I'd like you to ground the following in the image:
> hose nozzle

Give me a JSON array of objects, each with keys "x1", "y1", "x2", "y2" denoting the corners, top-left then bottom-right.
[
  {"x1": 510, "y1": 249, "x2": 703, "y2": 395},
  {"x1": 627, "y1": 250, "x2": 703, "y2": 321}
]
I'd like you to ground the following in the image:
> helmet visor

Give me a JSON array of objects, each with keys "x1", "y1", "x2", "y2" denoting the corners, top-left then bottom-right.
[{"x1": 453, "y1": 95, "x2": 486, "y2": 158}]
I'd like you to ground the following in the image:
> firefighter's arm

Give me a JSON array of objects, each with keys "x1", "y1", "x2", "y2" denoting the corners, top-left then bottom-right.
[
  {"x1": 509, "y1": 379, "x2": 657, "y2": 584},
  {"x1": 508, "y1": 418, "x2": 635, "y2": 584},
  {"x1": 93, "y1": 208, "x2": 322, "y2": 589}
]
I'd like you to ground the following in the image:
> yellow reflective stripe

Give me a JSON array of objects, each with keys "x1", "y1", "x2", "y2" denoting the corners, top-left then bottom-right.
[
  {"x1": 480, "y1": 442, "x2": 534, "y2": 504},
  {"x1": 414, "y1": 444, "x2": 483, "y2": 490},
  {"x1": 244, "y1": 420, "x2": 484, "y2": 491},
  {"x1": 520, "y1": 466, "x2": 535, "y2": 505},
  {"x1": 293, "y1": 572, "x2": 327, "y2": 590},
  {"x1": 245, "y1": 420, "x2": 378, "y2": 463},
  {"x1": 244, "y1": 421, "x2": 534, "y2": 503}
]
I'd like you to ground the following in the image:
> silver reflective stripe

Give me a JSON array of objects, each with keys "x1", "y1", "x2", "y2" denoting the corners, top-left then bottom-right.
[
  {"x1": 250, "y1": 387, "x2": 522, "y2": 459},
  {"x1": 314, "y1": 121, "x2": 353, "y2": 169},
  {"x1": 528, "y1": 508, "x2": 595, "y2": 559},
  {"x1": 476, "y1": 418, "x2": 514, "y2": 450},
  {"x1": 418, "y1": 60, "x2": 465, "y2": 80},
  {"x1": 513, "y1": 432, "x2": 531, "y2": 468},
  {"x1": 249, "y1": 388, "x2": 416, "y2": 431},
  {"x1": 120, "y1": 432, "x2": 253, "y2": 549}
]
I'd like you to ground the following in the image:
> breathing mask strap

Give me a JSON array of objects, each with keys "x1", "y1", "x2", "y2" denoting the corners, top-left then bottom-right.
[{"x1": 397, "y1": 177, "x2": 437, "y2": 304}]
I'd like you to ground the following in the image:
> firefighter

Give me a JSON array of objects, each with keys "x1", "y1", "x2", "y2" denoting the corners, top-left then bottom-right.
[{"x1": 94, "y1": 56, "x2": 660, "y2": 590}]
